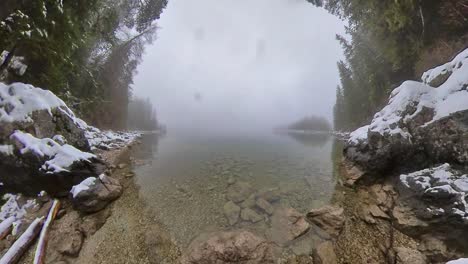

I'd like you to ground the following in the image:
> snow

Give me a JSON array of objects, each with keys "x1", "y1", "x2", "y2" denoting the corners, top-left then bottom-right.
[
  {"x1": 0, "y1": 216, "x2": 15, "y2": 236},
  {"x1": 400, "y1": 164, "x2": 468, "y2": 219},
  {"x1": 0, "y1": 82, "x2": 65, "y2": 123},
  {"x1": 85, "y1": 126, "x2": 140, "y2": 150},
  {"x1": 0, "y1": 194, "x2": 37, "y2": 236},
  {"x1": 348, "y1": 125, "x2": 369, "y2": 144},
  {"x1": 0, "y1": 217, "x2": 43, "y2": 264},
  {"x1": 447, "y1": 258, "x2": 468, "y2": 264},
  {"x1": 10, "y1": 131, "x2": 96, "y2": 173},
  {"x1": 348, "y1": 48, "x2": 468, "y2": 144},
  {"x1": 0, "y1": 145, "x2": 14, "y2": 155},
  {"x1": 70, "y1": 177, "x2": 97, "y2": 198},
  {"x1": 0, "y1": 51, "x2": 28, "y2": 76},
  {"x1": 1, "y1": 82, "x2": 141, "y2": 151}
]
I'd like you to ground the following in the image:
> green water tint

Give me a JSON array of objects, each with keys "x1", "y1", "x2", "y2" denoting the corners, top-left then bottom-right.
[{"x1": 133, "y1": 132, "x2": 341, "y2": 250}]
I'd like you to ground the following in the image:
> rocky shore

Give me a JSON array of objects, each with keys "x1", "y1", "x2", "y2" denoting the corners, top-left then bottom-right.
[
  {"x1": 0, "y1": 82, "x2": 145, "y2": 263},
  {"x1": 336, "y1": 48, "x2": 468, "y2": 263}
]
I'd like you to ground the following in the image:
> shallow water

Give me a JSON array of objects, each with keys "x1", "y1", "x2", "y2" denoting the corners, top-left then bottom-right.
[{"x1": 133, "y1": 131, "x2": 342, "y2": 251}]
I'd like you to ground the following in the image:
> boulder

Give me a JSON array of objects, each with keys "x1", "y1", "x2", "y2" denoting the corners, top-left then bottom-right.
[
  {"x1": 240, "y1": 208, "x2": 263, "y2": 223},
  {"x1": 307, "y1": 205, "x2": 344, "y2": 238},
  {"x1": 344, "y1": 48, "x2": 468, "y2": 174},
  {"x1": 0, "y1": 83, "x2": 107, "y2": 195},
  {"x1": 255, "y1": 198, "x2": 274, "y2": 215},
  {"x1": 1, "y1": 130, "x2": 105, "y2": 196},
  {"x1": 399, "y1": 164, "x2": 468, "y2": 222},
  {"x1": 394, "y1": 247, "x2": 427, "y2": 264},
  {"x1": 269, "y1": 207, "x2": 310, "y2": 244},
  {"x1": 313, "y1": 241, "x2": 337, "y2": 264},
  {"x1": 70, "y1": 174, "x2": 122, "y2": 213},
  {"x1": 181, "y1": 230, "x2": 276, "y2": 264},
  {"x1": 226, "y1": 182, "x2": 254, "y2": 203},
  {"x1": 224, "y1": 201, "x2": 241, "y2": 226}
]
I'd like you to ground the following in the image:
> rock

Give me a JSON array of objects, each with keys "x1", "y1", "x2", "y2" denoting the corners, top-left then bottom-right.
[
  {"x1": 257, "y1": 187, "x2": 281, "y2": 203},
  {"x1": 118, "y1": 163, "x2": 127, "y2": 169},
  {"x1": 0, "y1": 83, "x2": 109, "y2": 195},
  {"x1": 224, "y1": 201, "x2": 241, "y2": 226},
  {"x1": 342, "y1": 160, "x2": 365, "y2": 187},
  {"x1": 240, "y1": 194, "x2": 256, "y2": 209},
  {"x1": 58, "y1": 230, "x2": 84, "y2": 257},
  {"x1": 70, "y1": 174, "x2": 123, "y2": 213},
  {"x1": 240, "y1": 208, "x2": 263, "y2": 223},
  {"x1": 307, "y1": 205, "x2": 344, "y2": 237},
  {"x1": 313, "y1": 241, "x2": 337, "y2": 264},
  {"x1": 392, "y1": 206, "x2": 428, "y2": 232},
  {"x1": 344, "y1": 49, "x2": 468, "y2": 174},
  {"x1": 269, "y1": 207, "x2": 310, "y2": 244},
  {"x1": 125, "y1": 172, "x2": 135, "y2": 178},
  {"x1": 255, "y1": 198, "x2": 274, "y2": 215},
  {"x1": 363, "y1": 204, "x2": 390, "y2": 221},
  {"x1": 181, "y1": 230, "x2": 276, "y2": 264},
  {"x1": 399, "y1": 164, "x2": 468, "y2": 222},
  {"x1": 80, "y1": 208, "x2": 112, "y2": 237},
  {"x1": 226, "y1": 181, "x2": 254, "y2": 203},
  {"x1": 418, "y1": 235, "x2": 461, "y2": 263},
  {"x1": 227, "y1": 176, "x2": 236, "y2": 185},
  {"x1": 394, "y1": 247, "x2": 427, "y2": 264}
]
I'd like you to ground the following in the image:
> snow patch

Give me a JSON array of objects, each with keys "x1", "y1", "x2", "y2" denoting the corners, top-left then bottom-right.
[
  {"x1": 0, "y1": 145, "x2": 14, "y2": 155},
  {"x1": 400, "y1": 164, "x2": 468, "y2": 220},
  {"x1": 70, "y1": 177, "x2": 97, "y2": 198},
  {"x1": 348, "y1": 125, "x2": 369, "y2": 144},
  {"x1": 10, "y1": 131, "x2": 96, "y2": 173},
  {"x1": 447, "y1": 258, "x2": 468, "y2": 264}
]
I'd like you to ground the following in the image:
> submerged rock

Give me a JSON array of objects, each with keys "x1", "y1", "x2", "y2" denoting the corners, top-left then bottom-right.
[
  {"x1": 223, "y1": 201, "x2": 241, "y2": 226},
  {"x1": 269, "y1": 207, "x2": 310, "y2": 244},
  {"x1": 226, "y1": 181, "x2": 254, "y2": 203},
  {"x1": 307, "y1": 205, "x2": 344, "y2": 238},
  {"x1": 70, "y1": 174, "x2": 123, "y2": 213},
  {"x1": 240, "y1": 208, "x2": 263, "y2": 223},
  {"x1": 255, "y1": 198, "x2": 274, "y2": 215},
  {"x1": 181, "y1": 230, "x2": 276, "y2": 264},
  {"x1": 313, "y1": 241, "x2": 337, "y2": 264}
]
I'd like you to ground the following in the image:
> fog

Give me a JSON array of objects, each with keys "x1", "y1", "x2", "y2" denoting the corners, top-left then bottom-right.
[{"x1": 133, "y1": 0, "x2": 345, "y2": 135}]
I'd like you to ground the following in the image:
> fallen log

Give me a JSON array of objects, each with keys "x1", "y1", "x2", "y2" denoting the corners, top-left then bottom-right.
[
  {"x1": 0, "y1": 217, "x2": 44, "y2": 264},
  {"x1": 0, "y1": 216, "x2": 15, "y2": 240},
  {"x1": 33, "y1": 199, "x2": 60, "y2": 264}
]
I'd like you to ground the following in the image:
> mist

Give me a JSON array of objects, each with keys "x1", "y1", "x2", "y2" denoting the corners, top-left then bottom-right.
[{"x1": 133, "y1": 0, "x2": 346, "y2": 135}]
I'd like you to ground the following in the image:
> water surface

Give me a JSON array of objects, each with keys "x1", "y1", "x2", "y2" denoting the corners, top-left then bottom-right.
[{"x1": 133, "y1": 131, "x2": 341, "y2": 250}]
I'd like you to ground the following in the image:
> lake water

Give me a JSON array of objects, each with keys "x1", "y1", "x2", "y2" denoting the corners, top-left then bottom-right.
[{"x1": 132, "y1": 130, "x2": 342, "y2": 252}]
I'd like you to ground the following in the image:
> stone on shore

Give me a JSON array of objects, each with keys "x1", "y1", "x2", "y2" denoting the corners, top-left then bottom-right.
[
  {"x1": 307, "y1": 205, "x2": 344, "y2": 237},
  {"x1": 181, "y1": 230, "x2": 276, "y2": 264},
  {"x1": 70, "y1": 174, "x2": 123, "y2": 213}
]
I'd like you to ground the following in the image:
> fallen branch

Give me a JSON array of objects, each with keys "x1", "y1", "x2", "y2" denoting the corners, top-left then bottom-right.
[
  {"x1": 0, "y1": 216, "x2": 15, "y2": 240},
  {"x1": 34, "y1": 200, "x2": 61, "y2": 264},
  {"x1": 0, "y1": 217, "x2": 44, "y2": 264}
]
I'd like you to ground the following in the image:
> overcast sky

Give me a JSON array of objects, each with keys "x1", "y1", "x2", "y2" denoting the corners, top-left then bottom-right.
[{"x1": 133, "y1": 0, "x2": 346, "y2": 134}]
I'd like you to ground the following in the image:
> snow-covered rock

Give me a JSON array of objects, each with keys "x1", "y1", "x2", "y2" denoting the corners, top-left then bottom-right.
[
  {"x1": 345, "y1": 48, "x2": 468, "y2": 173},
  {"x1": 399, "y1": 164, "x2": 468, "y2": 222},
  {"x1": 0, "y1": 82, "x2": 140, "y2": 195},
  {"x1": 70, "y1": 174, "x2": 122, "y2": 213}
]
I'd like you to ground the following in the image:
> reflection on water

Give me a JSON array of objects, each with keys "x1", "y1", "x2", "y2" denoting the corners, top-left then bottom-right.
[
  {"x1": 133, "y1": 131, "x2": 341, "y2": 251},
  {"x1": 283, "y1": 131, "x2": 330, "y2": 147}
]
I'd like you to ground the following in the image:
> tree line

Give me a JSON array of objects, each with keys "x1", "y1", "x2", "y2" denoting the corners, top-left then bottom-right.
[
  {"x1": 308, "y1": 0, "x2": 468, "y2": 130},
  {"x1": 288, "y1": 116, "x2": 332, "y2": 132},
  {"x1": 0, "y1": 0, "x2": 167, "y2": 129}
]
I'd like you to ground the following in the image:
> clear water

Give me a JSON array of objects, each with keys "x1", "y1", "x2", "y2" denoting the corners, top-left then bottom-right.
[{"x1": 132, "y1": 131, "x2": 342, "y2": 250}]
